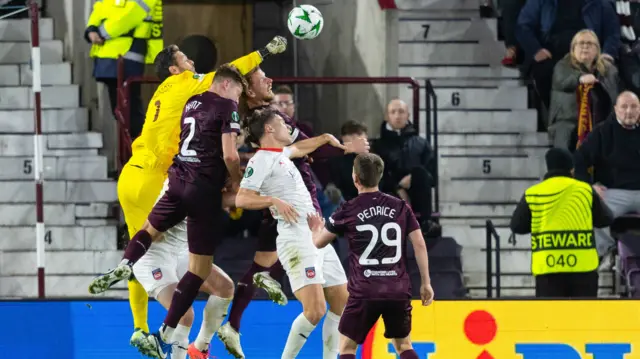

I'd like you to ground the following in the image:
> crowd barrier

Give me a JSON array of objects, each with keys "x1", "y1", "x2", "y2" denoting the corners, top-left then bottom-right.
[{"x1": 0, "y1": 299, "x2": 638, "y2": 358}]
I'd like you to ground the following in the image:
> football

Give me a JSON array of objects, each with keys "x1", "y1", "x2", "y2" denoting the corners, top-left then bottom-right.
[{"x1": 287, "y1": 5, "x2": 323, "y2": 40}]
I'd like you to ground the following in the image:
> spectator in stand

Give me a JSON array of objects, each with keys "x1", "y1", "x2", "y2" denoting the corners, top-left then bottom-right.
[
  {"x1": 328, "y1": 121, "x2": 369, "y2": 202},
  {"x1": 500, "y1": 0, "x2": 526, "y2": 67},
  {"x1": 271, "y1": 85, "x2": 314, "y2": 137},
  {"x1": 373, "y1": 99, "x2": 435, "y2": 226},
  {"x1": 549, "y1": 29, "x2": 619, "y2": 149},
  {"x1": 516, "y1": 0, "x2": 620, "y2": 109},
  {"x1": 574, "y1": 91, "x2": 640, "y2": 269}
]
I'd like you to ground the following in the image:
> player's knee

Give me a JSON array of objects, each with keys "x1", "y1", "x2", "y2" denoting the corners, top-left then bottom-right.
[
  {"x1": 303, "y1": 303, "x2": 327, "y2": 325},
  {"x1": 215, "y1": 274, "x2": 235, "y2": 298},
  {"x1": 179, "y1": 307, "x2": 195, "y2": 327},
  {"x1": 141, "y1": 220, "x2": 163, "y2": 241},
  {"x1": 392, "y1": 338, "x2": 413, "y2": 353}
]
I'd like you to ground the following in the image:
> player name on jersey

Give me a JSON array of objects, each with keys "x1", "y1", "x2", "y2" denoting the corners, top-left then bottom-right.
[{"x1": 356, "y1": 206, "x2": 397, "y2": 222}]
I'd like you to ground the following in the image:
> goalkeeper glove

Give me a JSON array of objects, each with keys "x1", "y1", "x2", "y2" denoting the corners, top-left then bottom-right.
[{"x1": 258, "y1": 36, "x2": 288, "y2": 59}]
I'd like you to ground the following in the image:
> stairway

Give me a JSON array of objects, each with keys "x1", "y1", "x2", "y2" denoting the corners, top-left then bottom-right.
[
  {"x1": 392, "y1": 0, "x2": 618, "y2": 297},
  {"x1": 394, "y1": 0, "x2": 546, "y2": 297},
  {"x1": 0, "y1": 17, "x2": 121, "y2": 298}
]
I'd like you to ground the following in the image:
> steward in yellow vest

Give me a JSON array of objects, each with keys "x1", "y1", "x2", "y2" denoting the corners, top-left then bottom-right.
[
  {"x1": 84, "y1": 0, "x2": 163, "y2": 140},
  {"x1": 510, "y1": 148, "x2": 613, "y2": 298}
]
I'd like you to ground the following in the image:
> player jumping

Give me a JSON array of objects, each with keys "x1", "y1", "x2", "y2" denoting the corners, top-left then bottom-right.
[
  {"x1": 307, "y1": 153, "x2": 435, "y2": 359},
  {"x1": 217, "y1": 66, "x2": 369, "y2": 359},
  {"x1": 235, "y1": 107, "x2": 353, "y2": 359},
  {"x1": 90, "y1": 36, "x2": 286, "y2": 351},
  {"x1": 90, "y1": 64, "x2": 247, "y2": 359}
]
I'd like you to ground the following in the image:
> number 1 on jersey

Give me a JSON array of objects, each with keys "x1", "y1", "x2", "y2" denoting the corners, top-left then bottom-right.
[
  {"x1": 357, "y1": 223, "x2": 402, "y2": 266},
  {"x1": 180, "y1": 116, "x2": 197, "y2": 157}
]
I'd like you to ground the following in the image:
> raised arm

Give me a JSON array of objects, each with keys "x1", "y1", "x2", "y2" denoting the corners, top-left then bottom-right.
[{"x1": 286, "y1": 134, "x2": 346, "y2": 159}]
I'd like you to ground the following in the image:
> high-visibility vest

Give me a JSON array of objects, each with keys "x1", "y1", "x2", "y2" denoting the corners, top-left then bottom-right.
[
  {"x1": 86, "y1": 0, "x2": 163, "y2": 64},
  {"x1": 525, "y1": 176, "x2": 598, "y2": 275}
]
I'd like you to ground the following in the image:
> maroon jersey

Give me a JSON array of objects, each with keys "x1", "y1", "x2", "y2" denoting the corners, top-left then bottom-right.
[
  {"x1": 172, "y1": 91, "x2": 241, "y2": 187},
  {"x1": 248, "y1": 105, "x2": 320, "y2": 212},
  {"x1": 326, "y1": 192, "x2": 420, "y2": 300}
]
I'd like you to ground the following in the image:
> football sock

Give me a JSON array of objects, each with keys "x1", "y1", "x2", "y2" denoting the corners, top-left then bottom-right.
[
  {"x1": 281, "y1": 313, "x2": 317, "y2": 359},
  {"x1": 127, "y1": 279, "x2": 150, "y2": 332},
  {"x1": 322, "y1": 311, "x2": 341, "y2": 359},
  {"x1": 400, "y1": 349, "x2": 420, "y2": 359},
  {"x1": 228, "y1": 261, "x2": 268, "y2": 331},
  {"x1": 122, "y1": 230, "x2": 152, "y2": 265},
  {"x1": 164, "y1": 271, "x2": 204, "y2": 330},
  {"x1": 195, "y1": 295, "x2": 232, "y2": 351},
  {"x1": 171, "y1": 324, "x2": 191, "y2": 359},
  {"x1": 339, "y1": 355, "x2": 356, "y2": 359},
  {"x1": 269, "y1": 260, "x2": 286, "y2": 282}
]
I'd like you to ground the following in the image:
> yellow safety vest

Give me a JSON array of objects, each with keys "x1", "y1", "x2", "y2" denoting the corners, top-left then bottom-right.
[
  {"x1": 525, "y1": 176, "x2": 598, "y2": 275},
  {"x1": 86, "y1": 0, "x2": 163, "y2": 64}
]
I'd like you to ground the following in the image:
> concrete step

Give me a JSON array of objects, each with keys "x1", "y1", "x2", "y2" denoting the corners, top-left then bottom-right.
[
  {"x1": 398, "y1": 18, "x2": 498, "y2": 42},
  {"x1": 0, "y1": 156, "x2": 107, "y2": 180},
  {"x1": 463, "y1": 247, "x2": 530, "y2": 272},
  {"x1": 0, "y1": 40, "x2": 63, "y2": 64},
  {"x1": 440, "y1": 179, "x2": 537, "y2": 202},
  {"x1": 443, "y1": 225, "x2": 526, "y2": 249},
  {"x1": 0, "y1": 180, "x2": 117, "y2": 203},
  {"x1": 428, "y1": 79, "x2": 522, "y2": 87},
  {"x1": 0, "y1": 204, "x2": 75, "y2": 225},
  {"x1": 1, "y1": 249, "x2": 123, "y2": 276},
  {"x1": 399, "y1": 65, "x2": 520, "y2": 79},
  {"x1": 439, "y1": 147, "x2": 548, "y2": 157},
  {"x1": 0, "y1": 274, "x2": 128, "y2": 298},
  {"x1": 0, "y1": 225, "x2": 117, "y2": 251},
  {"x1": 0, "y1": 63, "x2": 72, "y2": 86},
  {"x1": 20, "y1": 63, "x2": 72, "y2": 85},
  {"x1": 0, "y1": 18, "x2": 54, "y2": 41},
  {"x1": 393, "y1": 0, "x2": 478, "y2": 11},
  {"x1": 441, "y1": 217, "x2": 511, "y2": 227},
  {"x1": 399, "y1": 43, "x2": 502, "y2": 66},
  {"x1": 439, "y1": 154, "x2": 545, "y2": 178},
  {"x1": 0, "y1": 133, "x2": 102, "y2": 156},
  {"x1": 0, "y1": 109, "x2": 88, "y2": 133},
  {"x1": 438, "y1": 133, "x2": 549, "y2": 147},
  {"x1": 422, "y1": 110, "x2": 537, "y2": 133},
  {"x1": 440, "y1": 202, "x2": 517, "y2": 218},
  {"x1": 0, "y1": 85, "x2": 79, "y2": 109},
  {"x1": 402, "y1": 86, "x2": 528, "y2": 110}
]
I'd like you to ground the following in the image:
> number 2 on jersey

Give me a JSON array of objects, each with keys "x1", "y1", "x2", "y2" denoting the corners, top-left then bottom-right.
[
  {"x1": 180, "y1": 117, "x2": 197, "y2": 157},
  {"x1": 357, "y1": 223, "x2": 402, "y2": 266}
]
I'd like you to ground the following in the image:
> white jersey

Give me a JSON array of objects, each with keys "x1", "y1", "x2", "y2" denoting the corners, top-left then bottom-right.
[{"x1": 240, "y1": 148, "x2": 316, "y2": 237}]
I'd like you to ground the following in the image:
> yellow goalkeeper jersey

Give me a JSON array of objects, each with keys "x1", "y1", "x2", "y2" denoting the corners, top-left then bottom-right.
[{"x1": 128, "y1": 51, "x2": 262, "y2": 172}]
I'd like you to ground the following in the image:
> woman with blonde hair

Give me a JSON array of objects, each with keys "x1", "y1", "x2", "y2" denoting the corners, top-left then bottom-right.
[{"x1": 548, "y1": 29, "x2": 620, "y2": 150}]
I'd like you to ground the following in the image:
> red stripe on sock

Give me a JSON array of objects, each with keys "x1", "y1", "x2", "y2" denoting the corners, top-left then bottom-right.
[{"x1": 378, "y1": 0, "x2": 397, "y2": 9}]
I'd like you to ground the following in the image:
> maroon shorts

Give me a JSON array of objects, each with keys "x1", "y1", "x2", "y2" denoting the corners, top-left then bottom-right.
[
  {"x1": 147, "y1": 174, "x2": 224, "y2": 256},
  {"x1": 338, "y1": 298, "x2": 412, "y2": 344}
]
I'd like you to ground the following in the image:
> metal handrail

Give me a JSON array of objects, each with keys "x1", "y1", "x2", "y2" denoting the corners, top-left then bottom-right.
[
  {"x1": 486, "y1": 219, "x2": 501, "y2": 298},
  {"x1": 424, "y1": 80, "x2": 439, "y2": 214}
]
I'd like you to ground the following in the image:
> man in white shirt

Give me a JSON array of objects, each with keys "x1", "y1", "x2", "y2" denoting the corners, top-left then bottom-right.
[{"x1": 235, "y1": 107, "x2": 350, "y2": 359}]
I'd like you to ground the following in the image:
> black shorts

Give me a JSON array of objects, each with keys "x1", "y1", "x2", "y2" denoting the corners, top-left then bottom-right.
[{"x1": 338, "y1": 298, "x2": 412, "y2": 344}]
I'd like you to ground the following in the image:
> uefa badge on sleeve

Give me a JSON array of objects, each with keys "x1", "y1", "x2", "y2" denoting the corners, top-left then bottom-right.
[
  {"x1": 152, "y1": 268, "x2": 163, "y2": 281},
  {"x1": 305, "y1": 267, "x2": 316, "y2": 279}
]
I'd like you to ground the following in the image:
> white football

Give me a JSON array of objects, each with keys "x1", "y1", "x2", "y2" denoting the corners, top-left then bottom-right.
[{"x1": 287, "y1": 5, "x2": 323, "y2": 40}]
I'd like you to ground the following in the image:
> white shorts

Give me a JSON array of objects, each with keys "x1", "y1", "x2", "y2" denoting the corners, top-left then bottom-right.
[
  {"x1": 133, "y1": 238, "x2": 189, "y2": 298},
  {"x1": 132, "y1": 179, "x2": 190, "y2": 298},
  {"x1": 278, "y1": 235, "x2": 347, "y2": 293}
]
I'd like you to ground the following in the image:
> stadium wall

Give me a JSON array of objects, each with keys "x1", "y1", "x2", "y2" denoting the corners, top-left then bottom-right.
[
  {"x1": 0, "y1": 299, "x2": 638, "y2": 358},
  {"x1": 296, "y1": 0, "x2": 390, "y2": 136}
]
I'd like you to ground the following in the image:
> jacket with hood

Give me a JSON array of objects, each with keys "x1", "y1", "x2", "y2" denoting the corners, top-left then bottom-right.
[{"x1": 372, "y1": 121, "x2": 435, "y2": 194}]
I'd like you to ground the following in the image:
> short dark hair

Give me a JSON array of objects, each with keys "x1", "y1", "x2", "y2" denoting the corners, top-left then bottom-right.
[
  {"x1": 213, "y1": 63, "x2": 247, "y2": 89},
  {"x1": 274, "y1": 85, "x2": 293, "y2": 96},
  {"x1": 244, "y1": 107, "x2": 279, "y2": 146},
  {"x1": 154, "y1": 44, "x2": 180, "y2": 82},
  {"x1": 341, "y1": 120, "x2": 368, "y2": 137},
  {"x1": 353, "y1": 153, "x2": 384, "y2": 188}
]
